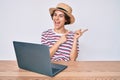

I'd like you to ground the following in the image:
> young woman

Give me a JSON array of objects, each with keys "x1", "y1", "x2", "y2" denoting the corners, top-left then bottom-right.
[{"x1": 41, "y1": 3, "x2": 88, "y2": 61}]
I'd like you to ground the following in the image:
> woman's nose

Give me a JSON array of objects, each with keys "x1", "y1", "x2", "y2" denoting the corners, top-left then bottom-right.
[{"x1": 55, "y1": 16, "x2": 59, "y2": 20}]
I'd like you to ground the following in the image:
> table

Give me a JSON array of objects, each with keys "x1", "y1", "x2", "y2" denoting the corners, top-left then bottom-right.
[{"x1": 0, "y1": 60, "x2": 120, "y2": 80}]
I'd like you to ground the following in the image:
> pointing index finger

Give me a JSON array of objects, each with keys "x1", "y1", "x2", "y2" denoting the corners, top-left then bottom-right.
[{"x1": 82, "y1": 29, "x2": 88, "y2": 33}]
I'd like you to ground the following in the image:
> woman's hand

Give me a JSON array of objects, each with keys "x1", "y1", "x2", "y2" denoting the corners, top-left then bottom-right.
[
  {"x1": 74, "y1": 29, "x2": 88, "y2": 40},
  {"x1": 58, "y1": 31, "x2": 69, "y2": 44}
]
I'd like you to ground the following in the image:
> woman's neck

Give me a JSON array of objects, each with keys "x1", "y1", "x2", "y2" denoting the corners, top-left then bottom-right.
[{"x1": 54, "y1": 28, "x2": 68, "y2": 34}]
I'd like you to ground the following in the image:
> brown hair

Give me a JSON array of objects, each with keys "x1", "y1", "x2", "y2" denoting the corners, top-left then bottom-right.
[{"x1": 51, "y1": 10, "x2": 70, "y2": 25}]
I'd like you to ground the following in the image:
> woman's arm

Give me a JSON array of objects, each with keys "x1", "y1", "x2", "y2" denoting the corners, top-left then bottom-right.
[
  {"x1": 49, "y1": 33, "x2": 68, "y2": 57},
  {"x1": 70, "y1": 38, "x2": 78, "y2": 61},
  {"x1": 49, "y1": 41, "x2": 61, "y2": 57},
  {"x1": 70, "y1": 29, "x2": 88, "y2": 61}
]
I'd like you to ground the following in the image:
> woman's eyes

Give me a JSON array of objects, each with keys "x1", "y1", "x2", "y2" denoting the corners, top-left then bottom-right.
[
  {"x1": 59, "y1": 14, "x2": 64, "y2": 17},
  {"x1": 53, "y1": 14, "x2": 64, "y2": 17}
]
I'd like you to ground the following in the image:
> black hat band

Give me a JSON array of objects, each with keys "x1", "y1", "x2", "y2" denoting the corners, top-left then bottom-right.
[{"x1": 57, "y1": 7, "x2": 68, "y2": 12}]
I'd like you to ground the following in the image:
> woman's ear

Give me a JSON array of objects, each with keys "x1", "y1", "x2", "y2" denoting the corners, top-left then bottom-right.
[
  {"x1": 64, "y1": 20, "x2": 67, "y2": 25},
  {"x1": 65, "y1": 20, "x2": 67, "y2": 22}
]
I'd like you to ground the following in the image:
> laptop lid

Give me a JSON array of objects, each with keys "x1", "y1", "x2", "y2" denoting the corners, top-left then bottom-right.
[{"x1": 13, "y1": 41, "x2": 67, "y2": 77}]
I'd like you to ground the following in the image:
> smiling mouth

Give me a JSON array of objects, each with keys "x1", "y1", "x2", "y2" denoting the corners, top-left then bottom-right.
[{"x1": 54, "y1": 21, "x2": 60, "y2": 26}]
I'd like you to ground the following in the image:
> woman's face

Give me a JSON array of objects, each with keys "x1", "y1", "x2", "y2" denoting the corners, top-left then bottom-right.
[{"x1": 52, "y1": 10, "x2": 66, "y2": 29}]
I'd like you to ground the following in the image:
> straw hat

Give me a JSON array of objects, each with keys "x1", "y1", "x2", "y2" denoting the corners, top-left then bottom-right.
[{"x1": 49, "y1": 3, "x2": 75, "y2": 24}]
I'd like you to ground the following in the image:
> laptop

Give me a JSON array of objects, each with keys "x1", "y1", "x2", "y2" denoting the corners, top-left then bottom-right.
[{"x1": 13, "y1": 41, "x2": 67, "y2": 77}]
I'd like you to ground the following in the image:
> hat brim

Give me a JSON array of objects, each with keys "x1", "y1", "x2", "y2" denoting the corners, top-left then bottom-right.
[{"x1": 49, "y1": 8, "x2": 75, "y2": 24}]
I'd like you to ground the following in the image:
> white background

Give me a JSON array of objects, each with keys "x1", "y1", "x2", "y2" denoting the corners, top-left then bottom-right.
[{"x1": 0, "y1": 0, "x2": 120, "y2": 61}]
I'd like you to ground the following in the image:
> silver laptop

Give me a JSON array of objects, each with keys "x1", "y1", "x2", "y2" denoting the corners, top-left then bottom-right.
[{"x1": 13, "y1": 41, "x2": 67, "y2": 77}]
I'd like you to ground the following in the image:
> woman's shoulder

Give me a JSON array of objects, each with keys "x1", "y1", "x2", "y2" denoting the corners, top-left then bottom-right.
[
  {"x1": 68, "y1": 30, "x2": 75, "y2": 36},
  {"x1": 42, "y1": 29, "x2": 53, "y2": 34}
]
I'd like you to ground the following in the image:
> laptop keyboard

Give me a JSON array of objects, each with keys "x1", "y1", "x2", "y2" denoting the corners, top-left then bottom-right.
[
  {"x1": 51, "y1": 63, "x2": 61, "y2": 73},
  {"x1": 51, "y1": 63, "x2": 64, "y2": 69},
  {"x1": 52, "y1": 68, "x2": 60, "y2": 73},
  {"x1": 51, "y1": 63, "x2": 67, "y2": 75}
]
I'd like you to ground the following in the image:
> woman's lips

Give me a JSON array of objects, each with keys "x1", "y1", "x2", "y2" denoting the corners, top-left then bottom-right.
[{"x1": 55, "y1": 21, "x2": 60, "y2": 26}]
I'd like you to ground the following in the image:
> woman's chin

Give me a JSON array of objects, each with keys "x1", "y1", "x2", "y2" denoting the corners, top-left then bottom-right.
[{"x1": 54, "y1": 25, "x2": 60, "y2": 29}]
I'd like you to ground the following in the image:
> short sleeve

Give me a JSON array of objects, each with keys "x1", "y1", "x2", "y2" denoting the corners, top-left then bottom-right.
[{"x1": 41, "y1": 31, "x2": 51, "y2": 47}]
